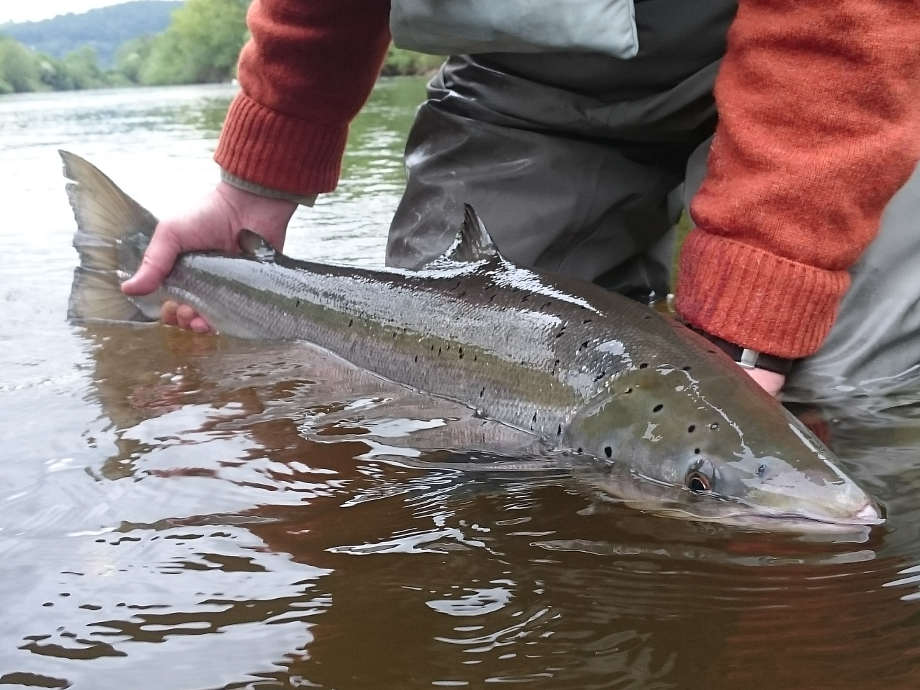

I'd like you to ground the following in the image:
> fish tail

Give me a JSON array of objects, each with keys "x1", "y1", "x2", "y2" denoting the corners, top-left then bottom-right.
[{"x1": 60, "y1": 150, "x2": 157, "y2": 322}]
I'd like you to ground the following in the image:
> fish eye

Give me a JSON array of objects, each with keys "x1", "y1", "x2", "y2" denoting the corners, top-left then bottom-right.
[{"x1": 685, "y1": 470, "x2": 712, "y2": 493}]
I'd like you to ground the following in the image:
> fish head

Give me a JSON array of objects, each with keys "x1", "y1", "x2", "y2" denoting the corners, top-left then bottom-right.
[{"x1": 563, "y1": 364, "x2": 881, "y2": 530}]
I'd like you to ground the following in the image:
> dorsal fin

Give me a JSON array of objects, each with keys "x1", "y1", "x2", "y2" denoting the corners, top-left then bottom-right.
[
  {"x1": 238, "y1": 229, "x2": 278, "y2": 262},
  {"x1": 442, "y1": 204, "x2": 500, "y2": 263}
]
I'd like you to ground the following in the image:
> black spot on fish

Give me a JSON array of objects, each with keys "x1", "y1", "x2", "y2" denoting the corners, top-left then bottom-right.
[
  {"x1": 392, "y1": 332, "x2": 397, "y2": 338},
  {"x1": 473, "y1": 355, "x2": 478, "y2": 362},
  {"x1": 414, "y1": 355, "x2": 418, "y2": 363},
  {"x1": 577, "y1": 447, "x2": 583, "y2": 454},
  {"x1": 682, "y1": 365, "x2": 692, "y2": 371},
  {"x1": 555, "y1": 329, "x2": 565, "y2": 338},
  {"x1": 757, "y1": 463, "x2": 767, "y2": 477},
  {"x1": 295, "y1": 299, "x2": 301, "y2": 306},
  {"x1": 694, "y1": 448, "x2": 701, "y2": 454},
  {"x1": 521, "y1": 294, "x2": 528, "y2": 303},
  {"x1": 438, "y1": 347, "x2": 442, "y2": 356},
  {"x1": 348, "y1": 319, "x2": 353, "y2": 327},
  {"x1": 458, "y1": 347, "x2": 464, "y2": 359},
  {"x1": 687, "y1": 424, "x2": 696, "y2": 433},
  {"x1": 653, "y1": 404, "x2": 663, "y2": 413},
  {"x1": 582, "y1": 319, "x2": 592, "y2": 324},
  {"x1": 604, "y1": 446, "x2": 612, "y2": 458},
  {"x1": 557, "y1": 424, "x2": 562, "y2": 436},
  {"x1": 579, "y1": 341, "x2": 589, "y2": 351},
  {"x1": 639, "y1": 362, "x2": 648, "y2": 369},
  {"x1": 489, "y1": 294, "x2": 496, "y2": 302},
  {"x1": 479, "y1": 387, "x2": 485, "y2": 398},
  {"x1": 430, "y1": 345, "x2": 435, "y2": 351},
  {"x1": 531, "y1": 412, "x2": 537, "y2": 427}
]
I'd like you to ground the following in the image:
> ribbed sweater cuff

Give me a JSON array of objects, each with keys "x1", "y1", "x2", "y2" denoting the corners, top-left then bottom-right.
[
  {"x1": 675, "y1": 229, "x2": 851, "y2": 359},
  {"x1": 214, "y1": 93, "x2": 349, "y2": 195}
]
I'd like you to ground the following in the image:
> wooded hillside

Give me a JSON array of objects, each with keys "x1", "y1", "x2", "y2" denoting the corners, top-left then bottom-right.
[{"x1": 1, "y1": 2, "x2": 182, "y2": 66}]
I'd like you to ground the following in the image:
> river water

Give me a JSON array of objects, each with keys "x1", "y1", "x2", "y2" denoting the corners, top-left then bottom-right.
[{"x1": 3, "y1": 81, "x2": 920, "y2": 689}]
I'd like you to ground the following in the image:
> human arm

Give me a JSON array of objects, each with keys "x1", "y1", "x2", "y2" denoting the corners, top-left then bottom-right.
[
  {"x1": 676, "y1": 0, "x2": 920, "y2": 388},
  {"x1": 122, "y1": 0, "x2": 392, "y2": 327}
]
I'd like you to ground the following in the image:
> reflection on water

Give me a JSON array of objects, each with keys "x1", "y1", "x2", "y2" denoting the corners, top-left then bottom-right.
[{"x1": 3, "y1": 83, "x2": 920, "y2": 688}]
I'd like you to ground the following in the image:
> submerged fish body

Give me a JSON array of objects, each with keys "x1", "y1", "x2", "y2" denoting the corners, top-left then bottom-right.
[{"x1": 62, "y1": 151, "x2": 881, "y2": 530}]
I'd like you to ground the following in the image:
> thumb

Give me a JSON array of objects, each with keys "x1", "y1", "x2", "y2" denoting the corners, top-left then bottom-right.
[{"x1": 121, "y1": 224, "x2": 182, "y2": 296}]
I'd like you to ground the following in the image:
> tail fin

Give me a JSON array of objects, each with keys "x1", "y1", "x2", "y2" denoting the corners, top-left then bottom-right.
[{"x1": 61, "y1": 150, "x2": 158, "y2": 322}]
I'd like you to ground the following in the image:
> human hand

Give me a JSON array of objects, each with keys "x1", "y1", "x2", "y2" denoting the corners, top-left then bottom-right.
[
  {"x1": 120, "y1": 182, "x2": 297, "y2": 332},
  {"x1": 744, "y1": 367, "x2": 786, "y2": 397}
]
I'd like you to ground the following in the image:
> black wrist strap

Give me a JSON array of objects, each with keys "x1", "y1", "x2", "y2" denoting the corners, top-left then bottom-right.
[{"x1": 689, "y1": 327, "x2": 795, "y2": 376}]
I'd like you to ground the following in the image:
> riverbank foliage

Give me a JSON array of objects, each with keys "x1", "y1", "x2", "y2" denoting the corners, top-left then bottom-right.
[{"x1": 0, "y1": 0, "x2": 442, "y2": 95}]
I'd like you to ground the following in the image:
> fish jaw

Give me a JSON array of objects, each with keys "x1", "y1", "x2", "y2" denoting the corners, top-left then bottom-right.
[{"x1": 563, "y1": 365, "x2": 883, "y2": 528}]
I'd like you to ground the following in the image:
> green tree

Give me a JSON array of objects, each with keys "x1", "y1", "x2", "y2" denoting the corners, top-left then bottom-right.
[
  {"x1": 115, "y1": 35, "x2": 155, "y2": 83},
  {"x1": 140, "y1": 0, "x2": 248, "y2": 85},
  {"x1": 0, "y1": 36, "x2": 43, "y2": 93},
  {"x1": 61, "y1": 45, "x2": 106, "y2": 89},
  {"x1": 37, "y1": 54, "x2": 77, "y2": 91}
]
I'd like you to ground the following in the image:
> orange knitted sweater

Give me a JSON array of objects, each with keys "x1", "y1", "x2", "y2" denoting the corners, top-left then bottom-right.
[{"x1": 214, "y1": 0, "x2": 920, "y2": 358}]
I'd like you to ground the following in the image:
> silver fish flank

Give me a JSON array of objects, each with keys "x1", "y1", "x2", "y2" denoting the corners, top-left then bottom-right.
[{"x1": 62, "y1": 150, "x2": 882, "y2": 531}]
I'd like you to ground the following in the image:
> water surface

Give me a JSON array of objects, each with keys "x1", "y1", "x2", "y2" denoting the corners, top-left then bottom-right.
[{"x1": 3, "y1": 82, "x2": 920, "y2": 689}]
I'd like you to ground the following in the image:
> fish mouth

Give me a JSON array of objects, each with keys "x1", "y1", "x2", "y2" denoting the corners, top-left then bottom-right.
[
  {"x1": 674, "y1": 498, "x2": 886, "y2": 534},
  {"x1": 598, "y1": 490, "x2": 885, "y2": 533},
  {"x1": 856, "y1": 502, "x2": 882, "y2": 522},
  {"x1": 633, "y1": 487, "x2": 883, "y2": 533}
]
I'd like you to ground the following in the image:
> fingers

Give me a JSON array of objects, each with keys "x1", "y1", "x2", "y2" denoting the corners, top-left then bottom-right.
[
  {"x1": 175, "y1": 304, "x2": 195, "y2": 330},
  {"x1": 189, "y1": 316, "x2": 212, "y2": 334},
  {"x1": 121, "y1": 224, "x2": 182, "y2": 296},
  {"x1": 743, "y1": 368, "x2": 785, "y2": 397},
  {"x1": 160, "y1": 300, "x2": 213, "y2": 333},
  {"x1": 176, "y1": 304, "x2": 213, "y2": 333},
  {"x1": 160, "y1": 301, "x2": 179, "y2": 325}
]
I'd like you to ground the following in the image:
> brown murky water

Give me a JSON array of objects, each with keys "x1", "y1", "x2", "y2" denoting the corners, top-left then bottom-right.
[{"x1": 3, "y1": 81, "x2": 920, "y2": 689}]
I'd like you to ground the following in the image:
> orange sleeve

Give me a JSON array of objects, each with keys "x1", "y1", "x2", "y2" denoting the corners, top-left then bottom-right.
[
  {"x1": 676, "y1": 0, "x2": 920, "y2": 358},
  {"x1": 214, "y1": 0, "x2": 391, "y2": 195}
]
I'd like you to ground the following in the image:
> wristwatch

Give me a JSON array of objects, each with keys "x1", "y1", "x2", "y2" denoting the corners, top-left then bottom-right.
[{"x1": 690, "y1": 327, "x2": 795, "y2": 376}]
